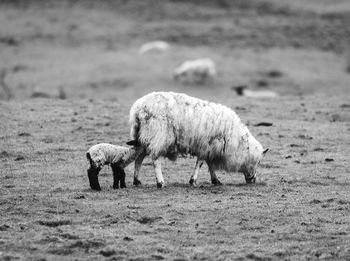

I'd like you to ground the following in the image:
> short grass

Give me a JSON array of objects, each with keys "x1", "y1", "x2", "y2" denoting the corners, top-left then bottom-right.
[{"x1": 1, "y1": 0, "x2": 350, "y2": 260}]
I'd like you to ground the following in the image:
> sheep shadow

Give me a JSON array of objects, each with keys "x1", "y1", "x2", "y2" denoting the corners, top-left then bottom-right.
[{"x1": 166, "y1": 181, "x2": 268, "y2": 195}]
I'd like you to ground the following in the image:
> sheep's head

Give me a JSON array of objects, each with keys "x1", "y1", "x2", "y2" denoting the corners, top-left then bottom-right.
[
  {"x1": 239, "y1": 134, "x2": 268, "y2": 183},
  {"x1": 173, "y1": 71, "x2": 185, "y2": 81},
  {"x1": 173, "y1": 65, "x2": 189, "y2": 81}
]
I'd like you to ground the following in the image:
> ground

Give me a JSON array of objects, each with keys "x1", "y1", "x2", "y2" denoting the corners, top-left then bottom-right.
[{"x1": 0, "y1": 0, "x2": 350, "y2": 260}]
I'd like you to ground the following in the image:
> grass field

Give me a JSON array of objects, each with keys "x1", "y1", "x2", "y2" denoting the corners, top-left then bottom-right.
[{"x1": 1, "y1": 0, "x2": 350, "y2": 260}]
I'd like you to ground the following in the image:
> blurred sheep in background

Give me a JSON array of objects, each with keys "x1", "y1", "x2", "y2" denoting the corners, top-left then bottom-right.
[
  {"x1": 138, "y1": 40, "x2": 170, "y2": 54},
  {"x1": 232, "y1": 85, "x2": 279, "y2": 98},
  {"x1": 173, "y1": 58, "x2": 216, "y2": 85}
]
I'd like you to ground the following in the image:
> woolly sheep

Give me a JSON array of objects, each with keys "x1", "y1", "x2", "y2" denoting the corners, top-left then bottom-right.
[
  {"x1": 173, "y1": 58, "x2": 216, "y2": 85},
  {"x1": 86, "y1": 143, "x2": 144, "y2": 190},
  {"x1": 138, "y1": 41, "x2": 170, "y2": 54},
  {"x1": 128, "y1": 91, "x2": 268, "y2": 188}
]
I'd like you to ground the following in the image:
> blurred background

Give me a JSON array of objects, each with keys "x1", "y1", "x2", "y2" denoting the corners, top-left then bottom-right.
[{"x1": 0, "y1": 0, "x2": 349, "y2": 107}]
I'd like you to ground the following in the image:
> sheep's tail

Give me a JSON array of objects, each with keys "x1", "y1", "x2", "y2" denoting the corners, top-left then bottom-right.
[{"x1": 129, "y1": 107, "x2": 140, "y2": 141}]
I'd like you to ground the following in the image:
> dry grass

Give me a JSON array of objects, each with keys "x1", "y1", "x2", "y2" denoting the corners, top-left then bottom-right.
[
  {"x1": 1, "y1": 95, "x2": 350, "y2": 260},
  {"x1": 1, "y1": 0, "x2": 350, "y2": 260}
]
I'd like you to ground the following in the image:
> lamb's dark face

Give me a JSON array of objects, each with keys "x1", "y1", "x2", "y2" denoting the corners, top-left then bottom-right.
[{"x1": 87, "y1": 168, "x2": 101, "y2": 191}]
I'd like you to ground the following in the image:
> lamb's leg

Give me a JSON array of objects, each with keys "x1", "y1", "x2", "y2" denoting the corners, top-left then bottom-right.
[
  {"x1": 87, "y1": 167, "x2": 101, "y2": 191},
  {"x1": 189, "y1": 159, "x2": 204, "y2": 186},
  {"x1": 111, "y1": 164, "x2": 126, "y2": 189},
  {"x1": 207, "y1": 163, "x2": 222, "y2": 185},
  {"x1": 152, "y1": 157, "x2": 165, "y2": 188},
  {"x1": 119, "y1": 168, "x2": 126, "y2": 188},
  {"x1": 133, "y1": 151, "x2": 146, "y2": 186}
]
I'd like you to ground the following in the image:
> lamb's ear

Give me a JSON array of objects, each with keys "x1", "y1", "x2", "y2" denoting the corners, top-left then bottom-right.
[
  {"x1": 126, "y1": 140, "x2": 139, "y2": 146},
  {"x1": 262, "y1": 148, "x2": 269, "y2": 155}
]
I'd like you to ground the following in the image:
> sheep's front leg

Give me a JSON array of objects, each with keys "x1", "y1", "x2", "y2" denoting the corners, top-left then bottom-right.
[
  {"x1": 207, "y1": 163, "x2": 222, "y2": 185},
  {"x1": 87, "y1": 167, "x2": 101, "y2": 191},
  {"x1": 153, "y1": 157, "x2": 165, "y2": 188},
  {"x1": 111, "y1": 164, "x2": 126, "y2": 189},
  {"x1": 133, "y1": 151, "x2": 146, "y2": 186},
  {"x1": 189, "y1": 159, "x2": 204, "y2": 186}
]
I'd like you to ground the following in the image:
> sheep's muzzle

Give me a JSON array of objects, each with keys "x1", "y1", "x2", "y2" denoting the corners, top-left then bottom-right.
[{"x1": 245, "y1": 174, "x2": 256, "y2": 184}]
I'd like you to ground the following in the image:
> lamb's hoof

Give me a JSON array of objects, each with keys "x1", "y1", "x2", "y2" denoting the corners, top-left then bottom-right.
[
  {"x1": 211, "y1": 179, "x2": 222, "y2": 186},
  {"x1": 91, "y1": 186, "x2": 101, "y2": 191},
  {"x1": 245, "y1": 176, "x2": 256, "y2": 184},
  {"x1": 189, "y1": 178, "x2": 197, "y2": 186},
  {"x1": 156, "y1": 182, "x2": 164, "y2": 189},
  {"x1": 120, "y1": 184, "x2": 127, "y2": 189},
  {"x1": 133, "y1": 178, "x2": 142, "y2": 186}
]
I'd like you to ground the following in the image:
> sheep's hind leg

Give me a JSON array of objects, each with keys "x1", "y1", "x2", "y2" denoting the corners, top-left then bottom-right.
[
  {"x1": 207, "y1": 163, "x2": 222, "y2": 185},
  {"x1": 87, "y1": 167, "x2": 101, "y2": 191},
  {"x1": 133, "y1": 151, "x2": 146, "y2": 186},
  {"x1": 152, "y1": 157, "x2": 165, "y2": 188},
  {"x1": 111, "y1": 164, "x2": 126, "y2": 189},
  {"x1": 189, "y1": 159, "x2": 204, "y2": 186}
]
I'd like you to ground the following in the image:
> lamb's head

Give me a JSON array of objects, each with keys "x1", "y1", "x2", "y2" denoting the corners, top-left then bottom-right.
[{"x1": 238, "y1": 134, "x2": 268, "y2": 183}]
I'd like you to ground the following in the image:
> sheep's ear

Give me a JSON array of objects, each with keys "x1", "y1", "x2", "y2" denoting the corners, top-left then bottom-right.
[
  {"x1": 262, "y1": 148, "x2": 269, "y2": 155},
  {"x1": 126, "y1": 140, "x2": 138, "y2": 146}
]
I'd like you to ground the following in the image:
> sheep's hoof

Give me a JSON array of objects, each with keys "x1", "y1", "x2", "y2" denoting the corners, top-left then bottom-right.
[
  {"x1": 156, "y1": 182, "x2": 164, "y2": 189},
  {"x1": 91, "y1": 186, "x2": 101, "y2": 191},
  {"x1": 120, "y1": 184, "x2": 127, "y2": 189},
  {"x1": 211, "y1": 179, "x2": 222, "y2": 186},
  {"x1": 133, "y1": 178, "x2": 142, "y2": 186},
  {"x1": 189, "y1": 178, "x2": 197, "y2": 186}
]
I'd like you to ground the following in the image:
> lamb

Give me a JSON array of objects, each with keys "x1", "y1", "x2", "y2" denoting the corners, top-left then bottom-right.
[
  {"x1": 138, "y1": 41, "x2": 170, "y2": 54},
  {"x1": 86, "y1": 143, "x2": 144, "y2": 190},
  {"x1": 128, "y1": 91, "x2": 268, "y2": 188},
  {"x1": 173, "y1": 58, "x2": 216, "y2": 85}
]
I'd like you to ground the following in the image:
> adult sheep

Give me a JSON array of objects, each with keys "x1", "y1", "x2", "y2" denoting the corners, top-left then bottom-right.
[
  {"x1": 128, "y1": 91, "x2": 268, "y2": 188},
  {"x1": 173, "y1": 58, "x2": 216, "y2": 85}
]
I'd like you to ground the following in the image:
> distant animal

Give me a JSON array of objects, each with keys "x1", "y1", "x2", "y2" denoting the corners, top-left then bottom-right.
[
  {"x1": 232, "y1": 85, "x2": 278, "y2": 98},
  {"x1": 128, "y1": 91, "x2": 268, "y2": 188},
  {"x1": 138, "y1": 41, "x2": 170, "y2": 54},
  {"x1": 173, "y1": 58, "x2": 216, "y2": 85},
  {"x1": 86, "y1": 143, "x2": 144, "y2": 190}
]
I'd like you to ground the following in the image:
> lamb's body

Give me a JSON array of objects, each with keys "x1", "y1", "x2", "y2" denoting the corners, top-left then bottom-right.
[
  {"x1": 129, "y1": 92, "x2": 266, "y2": 187},
  {"x1": 173, "y1": 58, "x2": 216, "y2": 84},
  {"x1": 86, "y1": 143, "x2": 144, "y2": 190}
]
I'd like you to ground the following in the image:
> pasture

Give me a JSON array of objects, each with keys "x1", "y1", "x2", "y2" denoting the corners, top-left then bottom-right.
[{"x1": 1, "y1": 0, "x2": 350, "y2": 260}]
